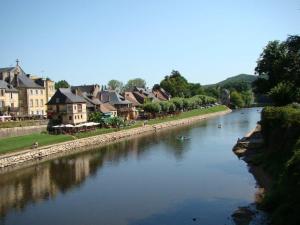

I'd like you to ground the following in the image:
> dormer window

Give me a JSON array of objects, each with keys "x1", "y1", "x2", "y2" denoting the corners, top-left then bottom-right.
[{"x1": 56, "y1": 98, "x2": 59, "y2": 103}]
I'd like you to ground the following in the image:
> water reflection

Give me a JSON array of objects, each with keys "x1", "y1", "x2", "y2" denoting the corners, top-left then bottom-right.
[
  {"x1": 0, "y1": 108, "x2": 261, "y2": 225},
  {"x1": 0, "y1": 126, "x2": 194, "y2": 220}
]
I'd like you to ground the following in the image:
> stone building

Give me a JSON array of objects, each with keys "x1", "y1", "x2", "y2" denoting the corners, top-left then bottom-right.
[
  {"x1": 0, "y1": 80, "x2": 19, "y2": 116},
  {"x1": 47, "y1": 88, "x2": 87, "y2": 125},
  {"x1": 0, "y1": 61, "x2": 55, "y2": 116}
]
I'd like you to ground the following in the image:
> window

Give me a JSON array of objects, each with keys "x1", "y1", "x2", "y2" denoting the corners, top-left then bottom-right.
[
  {"x1": 41, "y1": 90, "x2": 43, "y2": 95},
  {"x1": 36, "y1": 110, "x2": 39, "y2": 115},
  {"x1": 69, "y1": 116, "x2": 72, "y2": 120},
  {"x1": 77, "y1": 104, "x2": 82, "y2": 112},
  {"x1": 30, "y1": 99, "x2": 33, "y2": 107},
  {"x1": 41, "y1": 110, "x2": 44, "y2": 115},
  {"x1": 36, "y1": 90, "x2": 38, "y2": 95},
  {"x1": 30, "y1": 90, "x2": 33, "y2": 95},
  {"x1": 81, "y1": 114, "x2": 82, "y2": 119},
  {"x1": 56, "y1": 98, "x2": 60, "y2": 103},
  {"x1": 31, "y1": 111, "x2": 34, "y2": 115},
  {"x1": 10, "y1": 93, "x2": 13, "y2": 99},
  {"x1": 40, "y1": 99, "x2": 44, "y2": 106},
  {"x1": 67, "y1": 105, "x2": 73, "y2": 112},
  {"x1": 35, "y1": 99, "x2": 39, "y2": 107}
]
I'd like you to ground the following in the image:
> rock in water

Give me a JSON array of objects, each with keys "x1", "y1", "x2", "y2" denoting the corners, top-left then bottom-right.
[{"x1": 231, "y1": 207, "x2": 255, "y2": 225}]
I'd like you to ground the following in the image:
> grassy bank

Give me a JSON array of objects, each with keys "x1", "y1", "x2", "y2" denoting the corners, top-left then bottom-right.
[
  {"x1": 0, "y1": 105, "x2": 228, "y2": 155},
  {"x1": 252, "y1": 105, "x2": 300, "y2": 225}
]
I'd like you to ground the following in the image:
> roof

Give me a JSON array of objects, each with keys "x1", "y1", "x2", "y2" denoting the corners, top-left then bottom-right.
[
  {"x1": 101, "y1": 90, "x2": 132, "y2": 105},
  {"x1": 0, "y1": 67, "x2": 14, "y2": 73},
  {"x1": 71, "y1": 85, "x2": 99, "y2": 97},
  {"x1": 15, "y1": 74, "x2": 43, "y2": 88},
  {"x1": 100, "y1": 103, "x2": 117, "y2": 113},
  {"x1": 124, "y1": 92, "x2": 141, "y2": 106},
  {"x1": 0, "y1": 80, "x2": 18, "y2": 92},
  {"x1": 47, "y1": 88, "x2": 86, "y2": 105}
]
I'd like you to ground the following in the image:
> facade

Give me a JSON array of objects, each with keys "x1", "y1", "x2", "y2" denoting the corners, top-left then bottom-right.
[
  {"x1": 0, "y1": 80, "x2": 19, "y2": 116},
  {"x1": 0, "y1": 61, "x2": 55, "y2": 116},
  {"x1": 47, "y1": 88, "x2": 87, "y2": 125}
]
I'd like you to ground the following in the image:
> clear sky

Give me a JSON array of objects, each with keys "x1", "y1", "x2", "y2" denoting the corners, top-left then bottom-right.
[{"x1": 0, "y1": 0, "x2": 299, "y2": 87}]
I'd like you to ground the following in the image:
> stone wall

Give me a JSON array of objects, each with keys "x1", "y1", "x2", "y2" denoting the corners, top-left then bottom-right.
[
  {"x1": 0, "y1": 125, "x2": 47, "y2": 139},
  {"x1": 0, "y1": 109, "x2": 231, "y2": 168}
]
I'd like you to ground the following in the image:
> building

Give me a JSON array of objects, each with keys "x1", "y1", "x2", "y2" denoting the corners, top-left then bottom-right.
[
  {"x1": 71, "y1": 85, "x2": 102, "y2": 113},
  {"x1": 99, "y1": 90, "x2": 138, "y2": 120},
  {"x1": 47, "y1": 88, "x2": 87, "y2": 125},
  {"x1": 100, "y1": 103, "x2": 117, "y2": 117},
  {"x1": 123, "y1": 92, "x2": 141, "y2": 107},
  {"x1": 221, "y1": 89, "x2": 230, "y2": 106},
  {"x1": 132, "y1": 87, "x2": 159, "y2": 104},
  {"x1": 0, "y1": 61, "x2": 55, "y2": 116},
  {"x1": 30, "y1": 76, "x2": 55, "y2": 102},
  {"x1": 152, "y1": 86, "x2": 171, "y2": 101},
  {"x1": 0, "y1": 80, "x2": 19, "y2": 116}
]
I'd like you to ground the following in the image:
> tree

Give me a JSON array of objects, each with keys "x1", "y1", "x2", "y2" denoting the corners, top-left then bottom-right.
[
  {"x1": 143, "y1": 102, "x2": 161, "y2": 117},
  {"x1": 241, "y1": 90, "x2": 254, "y2": 107},
  {"x1": 253, "y1": 35, "x2": 300, "y2": 105},
  {"x1": 55, "y1": 80, "x2": 70, "y2": 89},
  {"x1": 230, "y1": 91, "x2": 244, "y2": 108},
  {"x1": 108, "y1": 80, "x2": 124, "y2": 92},
  {"x1": 189, "y1": 83, "x2": 204, "y2": 96},
  {"x1": 124, "y1": 78, "x2": 146, "y2": 91},
  {"x1": 268, "y1": 82, "x2": 300, "y2": 106},
  {"x1": 160, "y1": 70, "x2": 190, "y2": 97}
]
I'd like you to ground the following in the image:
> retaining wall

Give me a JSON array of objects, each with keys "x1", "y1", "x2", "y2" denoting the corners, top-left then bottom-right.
[{"x1": 0, "y1": 109, "x2": 231, "y2": 168}]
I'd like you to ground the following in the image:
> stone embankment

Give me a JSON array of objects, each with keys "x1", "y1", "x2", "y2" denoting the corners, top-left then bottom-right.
[
  {"x1": 0, "y1": 109, "x2": 231, "y2": 168},
  {"x1": 0, "y1": 125, "x2": 47, "y2": 139}
]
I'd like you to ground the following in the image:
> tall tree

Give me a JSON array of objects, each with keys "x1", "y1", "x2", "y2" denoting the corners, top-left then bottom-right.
[
  {"x1": 55, "y1": 80, "x2": 70, "y2": 89},
  {"x1": 124, "y1": 78, "x2": 146, "y2": 91},
  {"x1": 253, "y1": 35, "x2": 300, "y2": 105},
  {"x1": 108, "y1": 80, "x2": 124, "y2": 92},
  {"x1": 160, "y1": 70, "x2": 190, "y2": 97}
]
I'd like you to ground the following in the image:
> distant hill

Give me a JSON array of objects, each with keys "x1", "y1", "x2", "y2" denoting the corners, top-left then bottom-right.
[{"x1": 204, "y1": 74, "x2": 257, "y2": 91}]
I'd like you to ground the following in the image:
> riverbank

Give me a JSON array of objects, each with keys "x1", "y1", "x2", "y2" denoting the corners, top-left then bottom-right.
[
  {"x1": 232, "y1": 125, "x2": 270, "y2": 225},
  {"x1": 232, "y1": 105, "x2": 300, "y2": 225},
  {"x1": 0, "y1": 107, "x2": 231, "y2": 168}
]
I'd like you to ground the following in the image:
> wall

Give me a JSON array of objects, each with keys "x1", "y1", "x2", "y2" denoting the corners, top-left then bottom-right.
[
  {"x1": 0, "y1": 125, "x2": 47, "y2": 139},
  {"x1": 0, "y1": 109, "x2": 231, "y2": 168}
]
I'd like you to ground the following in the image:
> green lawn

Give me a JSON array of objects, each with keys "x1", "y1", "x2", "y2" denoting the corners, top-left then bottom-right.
[
  {"x1": 0, "y1": 134, "x2": 73, "y2": 154},
  {"x1": 0, "y1": 105, "x2": 228, "y2": 154},
  {"x1": 147, "y1": 105, "x2": 228, "y2": 125}
]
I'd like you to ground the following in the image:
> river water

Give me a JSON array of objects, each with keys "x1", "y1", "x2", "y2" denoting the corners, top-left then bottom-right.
[{"x1": 0, "y1": 108, "x2": 262, "y2": 225}]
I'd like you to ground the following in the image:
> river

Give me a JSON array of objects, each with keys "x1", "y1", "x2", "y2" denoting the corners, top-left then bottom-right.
[{"x1": 0, "y1": 108, "x2": 263, "y2": 225}]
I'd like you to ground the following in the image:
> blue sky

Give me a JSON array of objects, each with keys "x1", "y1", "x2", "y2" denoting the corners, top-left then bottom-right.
[{"x1": 0, "y1": 0, "x2": 299, "y2": 86}]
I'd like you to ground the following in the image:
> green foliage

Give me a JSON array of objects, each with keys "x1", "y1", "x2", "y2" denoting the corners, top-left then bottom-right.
[
  {"x1": 230, "y1": 91, "x2": 244, "y2": 108},
  {"x1": 108, "y1": 79, "x2": 124, "y2": 92},
  {"x1": 189, "y1": 83, "x2": 204, "y2": 96},
  {"x1": 143, "y1": 102, "x2": 161, "y2": 115},
  {"x1": 55, "y1": 80, "x2": 70, "y2": 89},
  {"x1": 268, "y1": 82, "x2": 300, "y2": 106},
  {"x1": 160, "y1": 70, "x2": 190, "y2": 97},
  {"x1": 258, "y1": 106, "x2": 300, "y2": 225},
  {"x1": 203, "y1": 86, "x2": 220, "y2": 99},
  {"x1": 253, "y1": 35, "x2": 300, "y2": 105},
  {"x1": 143, "y1": 95, "x2": 217, "y2": 115},
  {"x1": 240, "y1": 90, "x2": 254, "y2": 107},
  {"x1": 170, "y1": 97, "x2": 184, "y2": 110},
  {"x1": 124, "y1": 78, "x2": 146, "y2": 91}
]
